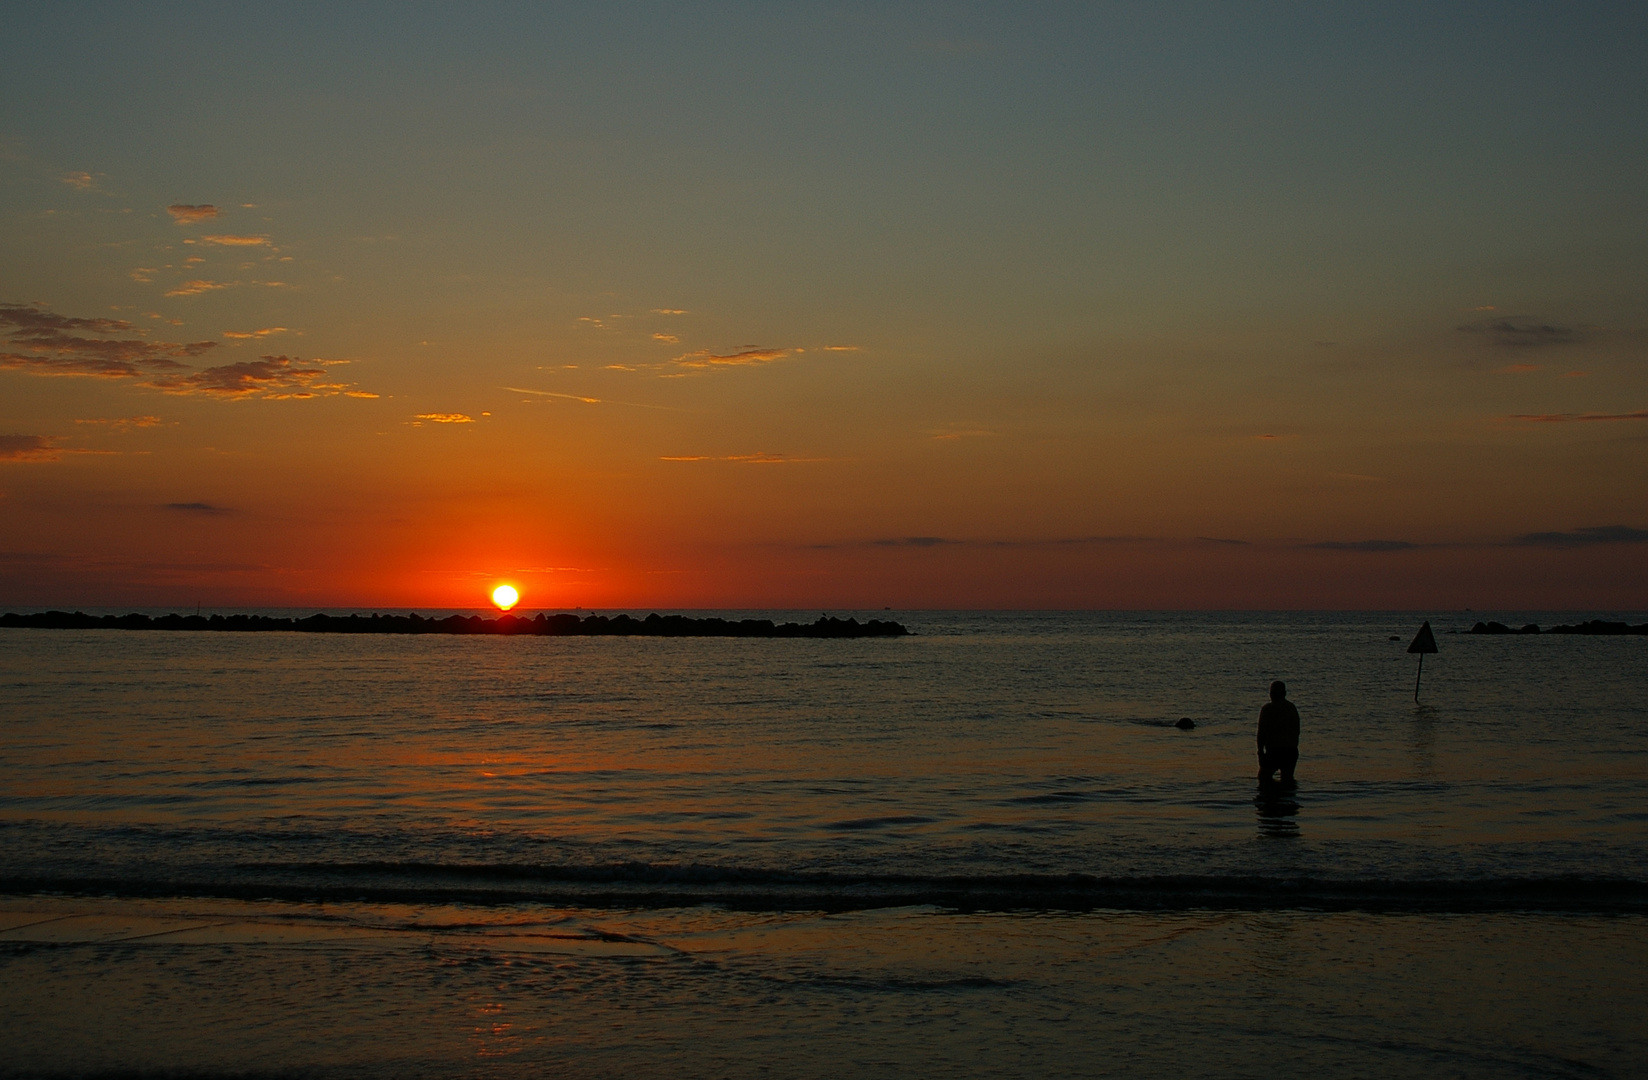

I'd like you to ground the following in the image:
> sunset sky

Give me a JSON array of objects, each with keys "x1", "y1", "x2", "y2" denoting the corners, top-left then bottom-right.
[{"x1": 3, "y1": 3, "x2": 1645, "y2": 610}]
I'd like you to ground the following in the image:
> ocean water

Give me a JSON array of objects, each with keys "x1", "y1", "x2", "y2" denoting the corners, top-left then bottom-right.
[{"x1": 2, "y1": 611, "x2": 1645, "y2": 1078}]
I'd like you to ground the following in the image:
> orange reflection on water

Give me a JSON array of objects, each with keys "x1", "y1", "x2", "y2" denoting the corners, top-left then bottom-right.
[{"x1": 469, "y1": 999, "x2": 524, "y2": 1059}]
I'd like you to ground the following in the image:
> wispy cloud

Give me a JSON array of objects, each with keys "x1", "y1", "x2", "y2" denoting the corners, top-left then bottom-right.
[
  {"x1": 1509, "y1": 409, "x2": 1648, "y2": 423},
  {"x1": 790, "y1": 529, "x2": 1648, "y2": 555},
  {"x1": 674, "y1": 347, "x2": 788, "y2": 368},
  {"x1": 422, "y1": 564, "x2": 601, "y2": 579},
  {"x1": 1, "y1": 301, "x2": 214, "y2": 377},
  {"x1": 503, "y1": 386, "x2": 673, "y2": 410},
  {"x1": 61, "y1": 171, "x2": 96, "y2": 191},
  {"x1": 201, "y1": 234, "x2": 270, "y2": 246},
  {"x1": 76, "y1": 415, "x2": 162, "y2": 430},
  {"x1": 1513, "y1": 525, "x2": 1648, "y2": 547},
  {"x1": 164, "y1": 279, "x2": 231, "y2": 297},
  {"x1": 222, "y1": 327, "x2": 288, "y2": 339},
  {"x1": 166, "y1": 204, "x2": 219, "y2": 224},
  {"x1": 414, "y1": 413, "x2": 473, "y2": 424},
  {"x1": 506, "y1": 386, "x2": 600, "y2": 404},
  {"x1": 1307, "y1": 540, "x2": 1420, "y2": 552},
  {"x1": 1307, "y1": 528, "x2": 1648, "y2": 550},
  {"x1": 653, "y1": 308, "x2": 687, "y2": 315},
  {"x1": 0, "y1": 435, "x2": 60, "y2": 462},
  {"x1": 810, "y1": 534, "x2": 1159, "y2": 551},
  {"x1": 564, "y1": 334, "x2": 828, "y2": 379},
  {"x1": 872, "y1": 536, "x2": 957, "y2": 547},
  {"x1": 164, "y1": 501, "x2": 231, "y2": 514},
  {"x1": 659, "y1": 452, "x2": 827, "y2": 464},
  {"x1": 1459, "y1": 317, "x2": 1584, "y2": 348}
]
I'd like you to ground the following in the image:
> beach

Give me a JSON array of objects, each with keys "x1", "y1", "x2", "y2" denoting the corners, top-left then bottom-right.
[{"x1": 3, "y1": 896, "x2": 1642, "y2": 1078}]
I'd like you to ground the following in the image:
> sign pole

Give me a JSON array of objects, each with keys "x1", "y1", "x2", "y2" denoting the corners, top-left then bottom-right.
[{"x1": 1408, "y1": 621, "x2": 1438, "y2": 703}]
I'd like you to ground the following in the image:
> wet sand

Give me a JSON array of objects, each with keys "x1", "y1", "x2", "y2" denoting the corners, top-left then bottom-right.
[{"x1": 3, "y1": 895, "x2": 1643, "y2": 1079}]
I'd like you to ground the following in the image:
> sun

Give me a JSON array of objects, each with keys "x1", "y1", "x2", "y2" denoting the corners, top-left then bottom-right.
[{"x1": 490, "y1": 585, "x2": 520, "y2": 611}]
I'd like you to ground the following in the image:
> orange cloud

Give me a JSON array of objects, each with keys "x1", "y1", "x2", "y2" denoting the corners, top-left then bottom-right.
[
  {"x1": 222, "y1": 327, "x2": 288, "y2": 339},
  {"x1": 166, "y1": 204, "x2": 219, "y2": 224},
  {"x1": 415, "y1": 413, "x2": 474, "y2": 423},
  {"x1": 202, "y1": 234, "x2": 270, "y2": 246},
  {"x1": 673, "y1": 347, "x2": 788, "y2": 368},
  {"x1": 164, "y1": 279, "x2": 231, "y2": 297},
  {"x1": 62, "y1": 172, "x2": 96, "y2": 190},
  {"x1": 75, "y1": 416, "x2": 162, "y2": 430}
]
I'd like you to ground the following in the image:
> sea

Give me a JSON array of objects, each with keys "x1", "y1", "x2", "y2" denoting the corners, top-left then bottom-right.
[{"x1": 1, "y1": 610, "x2": 1645, "y2": 1079}]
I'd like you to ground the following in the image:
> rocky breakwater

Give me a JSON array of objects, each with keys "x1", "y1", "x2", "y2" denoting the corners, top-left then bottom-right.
[
  {"x1": 1468, "y1": 619, "x2": 1648, "y2": 636},
  {"x1": 0, "y1": 610, "x2": 911, "y2": 638}
]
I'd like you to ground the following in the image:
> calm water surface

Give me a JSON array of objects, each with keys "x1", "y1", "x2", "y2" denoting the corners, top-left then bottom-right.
[{"x1": 2, "y1": 611, "x2": 1645, "y2": 1077}]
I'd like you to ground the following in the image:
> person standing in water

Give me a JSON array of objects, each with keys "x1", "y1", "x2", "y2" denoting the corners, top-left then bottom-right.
[{"x1": 1257, "y1": 680, "x2": 1300, "y2": 785}]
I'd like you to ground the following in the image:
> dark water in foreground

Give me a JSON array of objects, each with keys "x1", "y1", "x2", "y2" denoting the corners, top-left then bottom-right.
[{"x1": 2, "y1": 611, "x2": 1645, "y2": 1078}]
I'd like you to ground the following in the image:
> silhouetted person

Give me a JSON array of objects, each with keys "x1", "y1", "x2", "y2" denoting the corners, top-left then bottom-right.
[{"x1": 1257, "y1": 680, "x2": 1300, "y2": 785}]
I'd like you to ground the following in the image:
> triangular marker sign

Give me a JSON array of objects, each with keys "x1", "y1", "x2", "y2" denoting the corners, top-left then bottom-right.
[{"x1": 1408, "y1": 621, "x2": 1437, "y2": 654}]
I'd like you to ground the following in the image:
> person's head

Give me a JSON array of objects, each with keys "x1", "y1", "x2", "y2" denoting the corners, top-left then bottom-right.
[{"x1": 1270, "y1": 680, "x2": 1287, "y2": 701}]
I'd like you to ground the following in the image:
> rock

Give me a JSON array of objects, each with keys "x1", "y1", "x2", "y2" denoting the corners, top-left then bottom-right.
[
  {"x1": 1175, "y1": 717, "x2": 1195, "y2": 730},
  {"x1": 1547, "y1": 620, "x2": 1648, "y2": 636}
]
